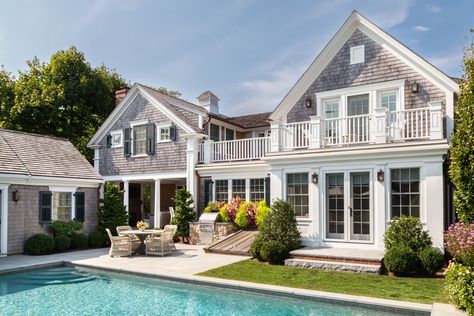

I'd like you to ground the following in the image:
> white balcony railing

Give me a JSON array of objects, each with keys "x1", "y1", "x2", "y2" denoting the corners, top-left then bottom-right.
[{"x1": 198, "y1": 102, "x2": 443, "y2": 164}]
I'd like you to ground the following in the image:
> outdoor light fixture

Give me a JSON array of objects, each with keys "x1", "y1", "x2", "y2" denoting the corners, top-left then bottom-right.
[
  {"x1": 12, "y1": 190, "x2": 19, "y2": 202},
  {"x1": 377, "y1": 170, "x2": 385, "y2": 182},
  {"x1": 410, "y1": 82, "x2": 419, "y2": 93},
  {"x1": 312, "y1": 172, "x2": 319, "y2": 184},
  {"x1": 305, "y1": 98, "x2": 313, "y2": 108}
]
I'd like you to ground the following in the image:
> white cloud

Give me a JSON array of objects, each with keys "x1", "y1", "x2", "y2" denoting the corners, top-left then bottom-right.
[
  {"x1": 369, "y1": 0, "x2": 414, "y2": 29},
  {"x1": 428, "y1": 50, "x2": 463, "y2": 76},
  {"x1": 413, "y1": 25, "x2": 430, "y2": 32},
  {"x1": 427, "y1": 4, "x2": 442, "y2": 13}
]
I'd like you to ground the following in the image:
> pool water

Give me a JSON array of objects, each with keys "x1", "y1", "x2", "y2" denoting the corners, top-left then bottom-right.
[{"x1": 0, "y1": 267, "x2": 409, "y2": 316}]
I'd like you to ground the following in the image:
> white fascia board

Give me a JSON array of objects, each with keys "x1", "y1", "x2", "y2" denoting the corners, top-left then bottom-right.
[
  {"x1": 0, "y1": 174, "x2": 102, "y2": 188},
  {"x1": 195, "y1": 161, "x2": 270, "y2": 177},
  {"x1": 103, "y1": 172, "x2": 187, "y2": 182},
  {"x1": 316, "y1": 79, "x2": 406, "y2": 99}
]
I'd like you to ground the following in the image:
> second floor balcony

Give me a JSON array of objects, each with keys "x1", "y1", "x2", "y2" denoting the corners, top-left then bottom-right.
[{"x1": 198, "y1": 101, "x2": 444, "y2": 164}]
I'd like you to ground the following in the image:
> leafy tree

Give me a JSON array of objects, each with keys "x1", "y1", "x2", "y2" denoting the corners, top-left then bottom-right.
[
  {"x1": 171, "y1": 188, "x2": 196, "y2": 240},
  {"x1": 0, "y1": 68, "x2": 15, "y2": 125},
  {"x1": 450, "y1": 39, "x2": 474, "y2": 223},
  {"x1": 156, "y1": 87, "x2": 181, "y2": 97},
  {"x1": 98, "y1": 182, "x2": 129, "y2": 236},
  {"x1": 1, "y1": 47, "x2": 126, "y2": 160}
]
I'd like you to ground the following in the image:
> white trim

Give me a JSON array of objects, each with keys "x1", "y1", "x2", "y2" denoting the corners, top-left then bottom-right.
[
  {"x1": 156, "y1": 123, "x2": 172, "y2": 143},
  {"x1": 316, "y1": 79, "x2": 405, "y2": 100},
  {"x1": 110, "y1": 130, "x2": 123, "y2": 148},
  {"x1": 0, "y1": 174, "x2": 101, "y2": 188},
  {"x1": 102, "y1": 172, "x2": 187, "y2": 182},
  {"x1": 129, "y1": 120, "x2": 149, "y2": 127},
  {"x1": 0, "y1": 184, "x2": 9, "y2": 255},
  {"x1": 270, "y1": 11, "x2": 458, "y2": 121}
]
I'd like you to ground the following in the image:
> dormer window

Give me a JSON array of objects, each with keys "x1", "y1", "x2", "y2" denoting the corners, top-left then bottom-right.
[{"x1": 350, "y1": 45, "x2": 365, "y2": 64}]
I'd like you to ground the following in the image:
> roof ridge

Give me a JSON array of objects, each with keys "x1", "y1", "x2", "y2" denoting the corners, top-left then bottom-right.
[
  {"x1": 137, "y1": 83, "x2": 204, "y2": 110},
  {"x1": 228, "y1": 111, "x2": 272, "y2": 119},
  {"x1": 0, "y1": 132, "x2": 31, "y2": 176},
  {"x1": 0, "y1": 128, "x2": 69, "y2": 142}
]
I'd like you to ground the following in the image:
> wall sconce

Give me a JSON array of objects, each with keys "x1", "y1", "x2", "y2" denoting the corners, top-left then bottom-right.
[
  {"x1": 312, "y1": 172, "x2": 319, "y2": 184},
  {"x1": 410, "y1": 82, "x2": 419, "y2": 93},
  {"x1": 377, "y1": 170, "x2": 385, "y2": 182},
  {"x1": 12, "y1": 190, "x2": 19, "y2": 202},
  {"x1": 305, "y1": 98, "x2": 313, "y2": 108}
]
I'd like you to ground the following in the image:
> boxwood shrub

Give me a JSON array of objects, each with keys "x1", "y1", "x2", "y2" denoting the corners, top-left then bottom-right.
[
  {"x1": 384, "y1": 216, "x2": 431, "y2": 253},
  {"x1": 260, "y1": 240, "x2": 288, "y2": 265},
  {"x1": 418, "y1": 247, "x2": 444, "y2": 276},
  {"x1": 250, "y1": 235, "x2": 264, "y2": 261},
  {"x1": 24, "y1": 234, "x2": 54, "y2": 255},
  {"x1": 70, "y1": 233, "x2": 88, "y2": 249},
  {"x1": 384, "y1": 245, "x2": 419, "y2": 276},
  {"x1": 53, "y1": 235, "x2": 71, "y2": 253},
  {"x1": 88, "y1": 229, "x2": 106, "y2": 248}
]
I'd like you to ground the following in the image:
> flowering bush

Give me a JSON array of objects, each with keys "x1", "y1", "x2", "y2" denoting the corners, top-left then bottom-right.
[
  {"x1": 445, "y1": 222, "x2": 474, "y2": 267},
  {"x1": 445, "y1": 261, "x2": 474, "y2": 315},
  {"x1": 207, "y1": 198, "x2": 269, "y2": 229}
]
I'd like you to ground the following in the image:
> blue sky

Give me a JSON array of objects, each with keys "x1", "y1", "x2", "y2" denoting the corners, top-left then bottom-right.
[{"x1": 0, "y1": 1, "x2": 472, "y2": 116}]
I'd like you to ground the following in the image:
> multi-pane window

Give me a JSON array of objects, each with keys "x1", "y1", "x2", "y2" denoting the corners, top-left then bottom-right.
[
  {"x1": 111, "y1": 131, "x2": 122, "y2": 148},
  {"x1": 250, "y1": 179, "x2": 265, "y2": 202},
  {"x1": 391, "y1": 168, "x2": 420, "y2": 218},
  {"x1": 347, "y1": 94, "x2": 369, "y2": 115},
  {"x1": 326, "y1": 173, "x2": 344, "y2": 239},
  {"x1": 323, "y1": 99, "x2": 339, "y2": 118},
  {"x1": 215, "y1": 180, "x2": 228, "y2": 202},
  {"x1": 133, "y1": 125, "x2": 147, "y2": 155},
  {"x1": 210, "y1": 124, "x2": 220, "y2": 141},
  {"x1": 286, "y1": 173, "x2": 309, "y2": 217},
  {"x1": 225, "y1": 128, "x2": 235, "y2": 140},
  {"x1": 380, "y1": 92, "x2": 397, "y2": 111},
  {"x1": 232, "y1": 179, "x2": 246, "y2": 199},
  {"x1": 159, "y1": 127, "x2": 170, "y2": 141},
  {"x1": 52, "y1": 192, "x2": 72, "y2": 221}
]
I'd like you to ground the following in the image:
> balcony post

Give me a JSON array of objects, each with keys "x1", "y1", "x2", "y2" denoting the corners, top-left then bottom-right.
[
  {"x1": 429, "y1": 101, "x2": 443, "y2": 140},
  {"x1": 203, "y1": 139, "x2": 212, "y2": 163},
  {"x1": 309, "y1": 115, "x2": 322, "y2": 149},
  {"x1": 270, "y1": 121, "x2": 281, "y2": 152},
  {"x1": 373, "y1": 107, "x2": 387, "y2": 144}
]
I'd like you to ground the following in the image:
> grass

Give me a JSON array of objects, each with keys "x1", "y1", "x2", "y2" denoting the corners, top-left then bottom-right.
[{"x1": 198, "y1": 259, "x2": 448, "y2": 304}]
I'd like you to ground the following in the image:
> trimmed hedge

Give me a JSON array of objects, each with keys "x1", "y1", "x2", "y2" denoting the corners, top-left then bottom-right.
[
  {"x1": 88, "y1": 230, "x2": 106, "y2": 248},
  {"x1": 24, "y1": 234, "x2": 54, "y2": 255},
  {"x1": 250, "y1": 236, "x2": 264, "y2": 262},
  {"x1": 260, "y1": 241, "x2": 288, "y2": 265},
  {"x1": 384, "y1": 216, "x2": 431, "y2": 253},
  {"x1": 70, "y1": 233, "x2": 88, "y2": 249},
  {"x1": 53, "y1": 235, "x2": 71, "y2": 253},
  {"x1": 384, "y1": 245, "x2": 419, "y2": 276},
  {"x1": 419, "y1": 248, "x2": 444, "y2": 276}
]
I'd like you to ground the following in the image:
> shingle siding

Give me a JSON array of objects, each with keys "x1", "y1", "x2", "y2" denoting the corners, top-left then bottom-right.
[
  {"x1": 7, "y1": 185, "x2": 99, "y2": 255},
  {"x1": 287, "y1": 29, "x2": 446, "y2": 123},
  {"x1": 99, "y1": 94, "x2": 188, "y2": 176}
]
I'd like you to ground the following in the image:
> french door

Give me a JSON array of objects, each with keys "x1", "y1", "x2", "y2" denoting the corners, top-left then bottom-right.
[{"x1": 325, "y1": 171, "x2": 372, "y2": 242}]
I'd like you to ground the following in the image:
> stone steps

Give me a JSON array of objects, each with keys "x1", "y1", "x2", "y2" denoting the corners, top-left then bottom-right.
[{"x1": 285, "y1": 258, "x2": 382, "y2": 274}]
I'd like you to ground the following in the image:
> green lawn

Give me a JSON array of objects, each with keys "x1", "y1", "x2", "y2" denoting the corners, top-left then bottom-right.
[{"x1": 198, "y1": 259, "x2": 448, "y2": 304}]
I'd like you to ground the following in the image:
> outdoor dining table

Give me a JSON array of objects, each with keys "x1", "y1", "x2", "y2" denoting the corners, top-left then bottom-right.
[{"x1": 121, "y1": 229, "x2": 162, "y2": 255}]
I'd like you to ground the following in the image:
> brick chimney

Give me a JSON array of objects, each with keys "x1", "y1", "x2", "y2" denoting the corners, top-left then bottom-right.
[
  {"x1": 115, "y1": 87, "x2": 130, "y2": 106},
  {"x1": 197, "y1": 90, "x2": 219, "y2": 114}
]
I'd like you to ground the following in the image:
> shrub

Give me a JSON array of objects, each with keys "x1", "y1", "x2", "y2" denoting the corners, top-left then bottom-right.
[
  {"x1": 258, "y1": 199, "x2": 301, "y2": 252},
  {"x1": 53, "y1": 235, "x2": 71, "y2": 252},
  {"x1": 235, "y1": 208, "x2": 249, "y2": 229},
  {"x1": 171, "y1": 188, "x2": 196, "y2": 239},
  {"x1": 49, "y1": 220, "x2": 83, "y2": 237},
  {"x1": 98, "y1": 182, "x2": 129, "y2": 236},
  {"x1": 70, "y1": 233, "x2": 88, "y2": 249},
  {"x1": 250, "y1": 235, "x2": 264, "y2": 261},
  {"x1": 260, "y1": 241, "x2": 288, "y2": 265},
  {"x1": 24, "y1": 234, "x2": 54, "y2": 255},
  {"x1": 445, "y1": 262, "x2": 474, "y2": 315},
  {"x1": 384, "y1": 216, "x2": 432, "y2": 253},
  {"x1": 88, "y1": 229, "x2": 106, "y2": 248},
  {"x1": 204, "y1": 201, "x2": 220, "y2": 213},
  {"x1": 384, "y1": 245, "x2": 420, "y2": 276},
  {"x1": 419, "y1": 247, "x2": 444, "y2": 276},
  {"x1": 255, "y1": 201, "x2": 270, "y2": 227},
  {"x1": 445, "y1": 222, "x2": 474, "y2": 267}
]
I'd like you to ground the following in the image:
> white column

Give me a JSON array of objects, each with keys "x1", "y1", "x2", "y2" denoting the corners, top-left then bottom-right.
[
  {"x1": 309, "y1": 115, "x2": 322, "y2": 149},
  {"x1": 373, "y1": 107, "x2": 387, "y2": 143},
  {"x1": 424, "y1": 161, "x2": 444, "y2": 250},
  {"x1": 429, "y1": 101, "x2": 443, "y2": 140},
  {"x1": 245, "y1": 179, "x2": 250, "y2": 201},
  {"x1": 270, "y1": 169, "x2": 283, "y2": 201},
  {"x1": 93, "y1": 148, "x2": 100, "y2": 172},
  {"x1": 309, "y1": 168, "x2": 320, "y2": 245},
  {"x1": 154, "y1": 179, "x2": 161, "y2": 228},
  {"x1": 270, "y1": 121, "x2": 281, "y2": 152},
  {"x1": 203, "y1": 139, "x2": 212, "y2": 164},
  {"x1": 0, "y1": 184, "x2": 10, "y2": 255},
  {"x1": 374, "y1": 165, "x2": 387, "y2": 251},
  {"x1": 123, "y1": 180, "x2": 129, "y2": 214},
  {"x1": 186, "y1": 137, "x2": 200, "y2": 208}
]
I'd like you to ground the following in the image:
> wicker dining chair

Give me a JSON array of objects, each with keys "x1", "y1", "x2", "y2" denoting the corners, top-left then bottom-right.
[
  {"x1": 164, "y1": 225, "x2": 177, "y2": 251},
  {"x1": 106, "y1": 228, "x2": 132, "y2": 257},
  {"x1": 116, "y1": 225, "x2": 141, "y2": 251},
  {"x1": 144, "y1": 227, "x2": 174, "y2": 256}
]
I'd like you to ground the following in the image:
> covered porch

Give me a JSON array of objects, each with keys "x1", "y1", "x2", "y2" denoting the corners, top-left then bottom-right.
[{"x1": 105, "y1": 174, "x2": 186, "y2": 229}]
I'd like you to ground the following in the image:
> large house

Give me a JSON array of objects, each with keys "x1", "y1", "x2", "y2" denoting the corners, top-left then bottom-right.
[
  {"x1": 0, "y1": 129, "x2": 102, "y2": 255},
  {"x1": 88, "y1": 11, "x2": 458, "y2": 251}
]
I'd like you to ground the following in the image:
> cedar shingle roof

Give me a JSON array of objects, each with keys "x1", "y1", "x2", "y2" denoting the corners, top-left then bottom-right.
[
  {"x1": 0, "y1": 129, "x2": 101, "y2": 180},
  {"x1": 227, "y1": 112, "x2": 272, "y2": 129}
]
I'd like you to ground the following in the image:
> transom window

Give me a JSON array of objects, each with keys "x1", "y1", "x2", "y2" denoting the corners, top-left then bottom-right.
[
  {"x1": 250, "y1": 179, "x2": 265, "y2": 202},
  {"x1": 380, "y1": 91, "x2": 397, "y2": 111},
  {"x1": 323, "y1": 99, "x2": 339, "y2": 118},
  {"x1": 391, "y1": 168, "x2": 420, "y2": 218},
  {"x1": 286, "y1": 173, "x2": 309, "y2": 217},
  {"x1": 232, "y1": 179, "x2": 246, "y2": 199},
  {"x1": 210, "y1": 124, "x2": 220, "y2": 141},
  {"x1": 52, "y1": 192, "x2": 72, "y2": 221},
  {"x1": 159, "y1": 127, "x2": 171, "y2": 141},
  {"x1": 215, "y1": 180, "x2": 228, "y2": 202},
  {"x1": 133, "y1": 125, "x2": 147, "y2": 155}
]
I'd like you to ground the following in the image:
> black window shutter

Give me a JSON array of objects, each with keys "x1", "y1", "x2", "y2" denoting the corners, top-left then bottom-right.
[
  {"x1": 146, "y1": 123, "x2": 156, "y2": 155},
  {"x1": 123, "y1": 127, "x2": 132, "y2": 157},
  {"x1": 204, "y1": 179, "x2": 213, "y2": 207},
  {"x1": 106, "y1": 134, "x2": 112, "y2": 148},
  {"x1": 170, "y1": 125, "x2": 177, "y2": 141},
  {"x1": 264, "y1": 177, "x2": 271, "y2": 206},
  {"x1": 75, "y1": 192, "x2": 85, "y2": 222},
  {"x1": 39, "y1": 191, "x2": 52, "y2": 223}
]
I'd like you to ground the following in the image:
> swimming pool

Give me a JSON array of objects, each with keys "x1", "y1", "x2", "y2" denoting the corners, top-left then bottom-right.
[{"x1": 0, "y1": 266, "x2": 421, "y2": 315}]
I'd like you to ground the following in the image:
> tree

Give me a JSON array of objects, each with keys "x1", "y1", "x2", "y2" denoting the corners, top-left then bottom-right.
[
  {"x1": 98, "y1": 182, "x2": 129, "y2": 236},
  {"x1": 450, "y1": 38, "x2": 474, "y2": 223},
  {"x1": 0, "y1": 68, "x2": 15, "y2": 125},
  {"x1": 1, "y1": 47, "x2": 126, "y2": 160},
  {"x1": 156, "y1": 87, "x2": 181, "y2": 97},
  {"x1": 171, "y1": 188, "x2": 196, "y2": 240}
]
